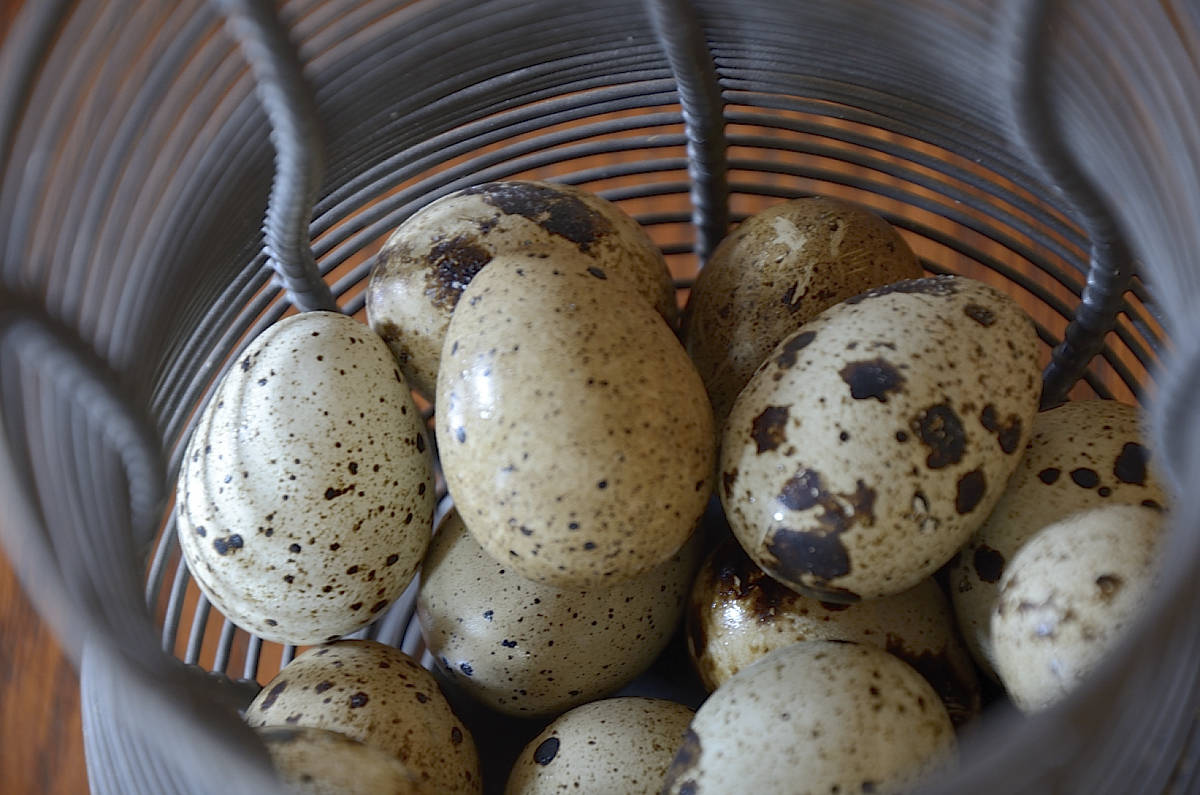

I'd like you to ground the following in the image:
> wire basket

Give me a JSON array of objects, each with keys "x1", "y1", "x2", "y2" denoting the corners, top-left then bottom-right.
[{"x1": 1, "y1": 0, "x2": 1198, "y2": 792}]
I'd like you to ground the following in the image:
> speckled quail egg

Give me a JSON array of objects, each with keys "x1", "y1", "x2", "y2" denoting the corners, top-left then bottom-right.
[
  {"x1": 176, "y1": 312, "x2": 435, "y2": 646},
  {"x1": 366, "y1": 180, "x2": 677, "y2": 399},
  {"x1": 991, "y1": 503, "x2": 1165, "y2": 712},
  {"x1": 245, "y1": 640, "x2": 481, "y2": 794},
  {"x1": 662, "y1": 640, "x2": 955, "y2": 795},
  {"x1": 683, "y1": 197, "x2": 922, "y2": 431},
  {"x1": 721, "y1": 276, "x2": 1041, "y2": 604},
  {"x1": 437, "y1": 256, "x2": 714, "y2": 587},
  {"x1": 687, "y1": 538, "x2": 980, "y2": 726},
  {"x1": 257, "y1": 726, "x2": 432, "y2": 795},
  {"x1": 505, "y1": 697, "x2": 694, "y2": 794},
  {"x1": 417, "y1": 509, "x2": 702, "y2": 717},
  {"x1": 950, "y1": 399, "x2": 1167, "y2": 678}
]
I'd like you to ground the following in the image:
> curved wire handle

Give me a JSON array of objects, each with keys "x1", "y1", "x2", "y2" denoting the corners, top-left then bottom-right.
[
  {"x1": 211, "y1": 0, "x2": 337, "y2": 313},
  {"x1": 644, "y1": 0, "x2": 730, "y2": 265},
  {"x1": 1008, "y1": 0, "x2": 1135, "y2": 408}
]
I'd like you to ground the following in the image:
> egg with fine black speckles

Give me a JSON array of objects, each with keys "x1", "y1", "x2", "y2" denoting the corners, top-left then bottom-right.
[
  {"x1": 505, "y1": 698, "x2": 694, "y2": 794},
  {"x1": 662, "y1": 641, "x2": 955, "y2": 795},
  {"x1": 683, "y1": 197, "x2": 923, "y2": 432},
  {"x1": 366, "y1": 180, "x2": 677, "y2": 400},
  {"x1": 258, "y1": 725, "x2": 432, "y2": 795},
  {"x1": 687, "y1": 538, "x2": 980, "y2": 727},
  {"x1": 990, "y1": 503, "x2": 1165, "y2": 712},
  {"x1": 721, "y1": 276, "x2": 1041, "y2": 604},
  {"x1": 246, "y1": 640, "x2": 481, "y2": 794},
  {"x1": 437, "y1": 256, "x2": 714, "y2": 588},
  {"x1": 417, "y1": 510, "x2": 701, "y2": 716},
  {"x1": 176, "y1": 312, "x2": 435, "y2": 646},
  {"x1": 950, "y1": 399, "x2": 1168, "y2": 678}
]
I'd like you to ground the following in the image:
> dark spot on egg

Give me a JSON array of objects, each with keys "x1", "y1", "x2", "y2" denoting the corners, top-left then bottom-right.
[
  {"x1": 885, "y1": 634, "x2": 979, "y2": 728},
  {"x1": 459, "y1": 662, "x2": 474, "y2": 676},
  {"x1": 264, "y1": 619, "x2": 277, "y2": 626},
  {"x1": 348, "y1": 691, "x2": 369, "y2": 708},
  {"x1": 451, "y1": 726, "x2": 464, "y2": 745},
  {"x1": 385, "y1": 554, "x2": 399, "y2": 566},
  {"x1": 195, "y1": 526, "x2": 206, "y2": 537},
  {"x1": 979, "y1": 404, "x2": 1022, "y2": 454},
  {"x1": 424, "y1": 235, "x2": 493, "y2": 310},
  {"x1": 212, "y1": 534, "x2": 243, "y2": 556},
  {"x1": 370, "y1": 600, "x2": 388, "y2": 613},
  {"x1": 911, "y1": 403, "x2": 966, "y2": 469},
  {"x1": 773, "y1": 330, "x2": 817, "y2": 369},
  {"x1": 766, "y1": 526, "x2": 852, "y2": 583},
  {"x1": 839, "y1": 358, "x2": 906, "y2": 402},
  {"x1": 1096, "y1": 574, "x2": 1123, "y2": 600},
  {"x1": 955, "y1": 468, "x2": 986, "y2": 514},
  {"x1": 416, "y1": 434, "x2": 426, "y2": 453},
  {"x1": 964, "y1": 303, "x2": 996, "y2": 326},
  {"x1": 1113, "y1": 442, "x2": 1149, "y2": 485},
  {"x1": 844, "y1": 275, "x2": 959, "y2": 305},
  {"x1": 455, "y1": 427, "x2": 466, "y2": 443},
  {"x1": 972, "y1": 544, "x2": 1005, "y2": 583},
  {"x1": 463, "y1": 182, "x2": 612, "y2": 252},
  {"x1": 325, "y1": 484, "x2": 355, "y2": 500},
  {"x1": 751, "y1": 405, "x2": 790, "y2": 453},
  {"x1": 722, "y1": 468, "x2": 738, "y2": 498},
  {"x1": 1070, "y1": 468, "x2": 1100, "y2": 489},
  {"x1": 314, "y1": 681, "x2": 333, "y2": 693},
  {"x1": 1038, "y1": 467, "x2": 1061, "y2": 485},
  {"x1": 587, "y1": 266, "x2": 607, "y2": 279},
  {"x1": 258, "y1": 680, "x2": 287, "y2": 710}
]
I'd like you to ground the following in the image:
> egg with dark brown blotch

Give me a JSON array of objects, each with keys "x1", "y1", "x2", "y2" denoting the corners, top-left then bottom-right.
[
  {"x1": 366, "y1": 180, "x2": 677, "y2": 399},
  {"x1": 990, "y1": 503, "x2": 1165, "y2": 712},
  {"x1": 176, "y1": 312, "x2": 435, "y2": 646},
  {"x1": 417, "y1": 510, "x2": 702, "y2": 717},
  {"x1": 684, "y1": 197, "x2": 922, "y2": 431},
  {"x1": 687, "y1": 538, "x2": 980, "y2": 727},
  {"x1": 257, "y1": 726, "x2": 433, "y2": 795},
  {"x1": 505, "y1": 698, "x2": 694, "y2": 794},
  {"x1": 246, "y1": 640, "x2": 481, "y2": 794},
  {"x1": 662, "y1": 641, "x2": 955, "y2": 795},
  {"x1": 721, "y1": 275, "x2": 1041, "y2": 603},
  {"x1": 437, "y1": 256, "x2": 714, "y2": 588},
  {"x1": 950, "y1": 399, "x2": 1167, "y2": 678}
]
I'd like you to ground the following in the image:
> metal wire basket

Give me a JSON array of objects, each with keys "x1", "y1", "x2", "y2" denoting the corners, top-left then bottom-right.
[{"x1": 1, "y1": 0, "x2": 1198, "y2": 792}]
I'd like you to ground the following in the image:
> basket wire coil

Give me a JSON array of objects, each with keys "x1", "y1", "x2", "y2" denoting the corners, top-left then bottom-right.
[{"x1": 0, "y1": 0, "x2": 1198, "y2": 793}]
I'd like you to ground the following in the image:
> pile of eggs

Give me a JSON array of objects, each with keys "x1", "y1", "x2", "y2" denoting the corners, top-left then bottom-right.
[{"x1": 175, "y1": 181, "x2": 1170, "y2": 794}]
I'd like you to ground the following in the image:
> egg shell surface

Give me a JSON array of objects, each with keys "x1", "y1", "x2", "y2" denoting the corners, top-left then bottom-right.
[
  {"x1": 176, "y1": 312, "x2": 435, "y2": 645},
  {"x1": 721, "y1": 276, "x2": 1041, "y2": 603},
  {"x1": 662, "y1": 640, "x2": 955, "y2": 795},
  {"x1": 367, "y1": 180, "x2": 677, "y2": 399},
  {"x1": 417, "y1": 509, "x2": 701, "y2": 716},
  {"x1": 438, "y1": 255, "x2": 714, "y2": 587},
  {"x1": 258, "y1": 725, "x2": 432, "y2": 795}
]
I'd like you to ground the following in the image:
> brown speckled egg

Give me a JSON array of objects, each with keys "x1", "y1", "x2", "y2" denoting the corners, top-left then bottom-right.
[
  {"x1": 417, "y1": 510, "x2": 701, "y2": 716},
  {"x1": 990, "y1": 504, "x2": 1165, "y2": 712},
  {"x1": 683, "y1": 197, "x2": 922, "y2": 431},
  {"x1": 721, "y1": 276, "x2": 1041, "y2": 603},
  {"x1": 505, "y1": 698, "x2": 694, "y2": 794},
  {"x1": 246, "y1": 640, "x2": 481, "y2": 794},
  {"x1": 176, "y1": 312, "x2": 435, "y2": 646},
  {"x1": 437, "y1": 256, "x2": 714, "y2": 588},
  {"x1": 950, "y1": 399, "x2": 1167, "y2": 678},
  {"x1": 366, "y1": 180, "x2": 677, "y2": 399},
  {"x1": 258, "y1": 726, "x2": 432, "y2": 795},
  {"x1": 687, "y1": 538, "x2": 980, "y2": 727},
  {"x1": 662, "y1": 641, "x2": 955, "y2": 795}
]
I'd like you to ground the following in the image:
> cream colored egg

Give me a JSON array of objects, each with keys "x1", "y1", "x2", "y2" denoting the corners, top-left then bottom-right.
[
  {"x1": 258, "y1": 726, "x2": 432, "y2": 795},
  {"x1": 246, "y1": 641, "x2": 480, "y2": 794},
  {"x1": 991, "y1": 504, "x2": 1165, "y2": 712},
  {"x1": 176, "y1": 312, "x2": 435, "y2": 645},
  {"x1": 721, "y1": 276, "x2": 1041, "y2": 603},
  {"x1": 684, "y1": 197, "x2": 922, "y2": 431},
  {"x1": 688, "y1": 538, "x2": 980, "y2": 726},
  {"x1": 437, "y1": 256, "x2": 714, "y2": 587},
  {"x1": 505, "y1": 698, "x2": 694, "y2": 795},
  {"x1": 366, "y1": 180, "x2": 677, "y2": 398},
  {"x1": 662, "y1": 641, "x2": 955, "y2": 795},
  {"x1": 950, "y1": 399, "x2": 1167, "y2": 678},
  {"x1": 417, "y1": 510, "x2": 701, "y2": 717}
]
